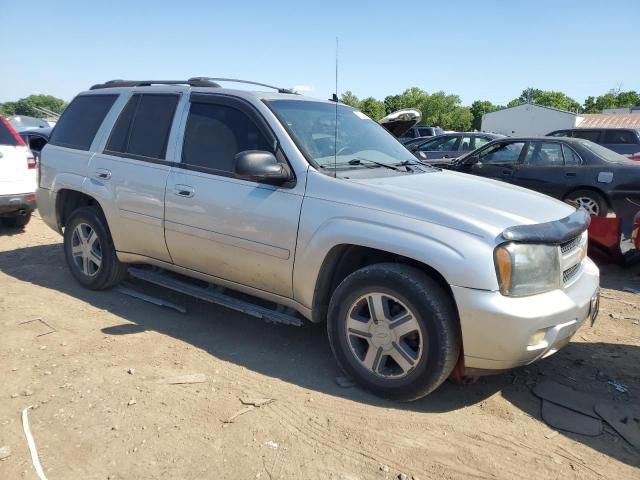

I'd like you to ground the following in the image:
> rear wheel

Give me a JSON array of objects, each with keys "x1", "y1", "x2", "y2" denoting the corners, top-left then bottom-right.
[
  {"x1": 327, "y1": 263, "x2": 460, "y2": 401},
  {"x1": 0, "y1": 211, "x2": 32, "y2": 229},
  {"x1": 63, "y1": 207, "x2": 128, "y2": 290},
  {"x1": 565, "y1": 190, "x2": 607, "y2": 216}
]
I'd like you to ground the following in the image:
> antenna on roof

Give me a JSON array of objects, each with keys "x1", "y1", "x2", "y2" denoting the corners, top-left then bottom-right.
[{"x1": 333, "y1": 36, "x2": 339, "y2": 178}]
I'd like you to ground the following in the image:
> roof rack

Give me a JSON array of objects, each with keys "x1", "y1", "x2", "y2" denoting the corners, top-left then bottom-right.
[
  {"x1": 89, "y1": 79, "x2": 221, "y2": 90},
  {"x1": 188, "y1": 77, "x2": 298, "y2": 94}
]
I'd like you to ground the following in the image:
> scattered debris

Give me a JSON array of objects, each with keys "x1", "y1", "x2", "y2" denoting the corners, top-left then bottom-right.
[
  {"x1": 164, "y1": 373, "x2": 207, "y2": 385},
  {"x1": 335, "y1": 376, "x2": 355, "y2": 388},
  {"x1": 223, "y1": 406, "x2": 256, "y2": 424},
  {"x1": 127, "y1": 368, "x2": 135, "y2": 375},
  {"x1": 240, "y1": 397, "x2": 274, "y2": 407},
  {"x1": 608, "y1": 381, "x2": 628, "y2": 393},
  {"x1": 118, "y1": 286, "x2": 187, "y2": 313},
  {"x1": 379, "y1": 464, "x2": 390, "y2": 473},
  {"x1": 22, "y1": 389, "x2": 33, "y2": 397},
  {"x1": 595, "y1": 403, "x2": 640, "y2": 452},
  {"x1": 19, "y1": 318, "x2": 57, "y2": 337},
  {"x1": 127, "y1": 399, "x2": 137, "y2": 406},
  {"x1": 398, "y1": 473, "x2": 409, "y2": 480},
  {"x1": 264, "y1": 440, "x2": 279, "y2": 449},
  {"x1": 22, "y1": 406, "x2": 48, "y2": 480},
  {"x1": 0, "y1": 446, "x2": 11, "y2": 460},
  {"x1": 541, "y1": 400, "x2": 603, "y2": 436}
]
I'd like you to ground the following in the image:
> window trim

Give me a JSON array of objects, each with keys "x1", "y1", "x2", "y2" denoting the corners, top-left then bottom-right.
[
  {"x1": 102, "y1": 92, "x2": 181, "y2": 163},
  {"x1": 177, "y1": 93, "x2": 296, "y2": 187}
]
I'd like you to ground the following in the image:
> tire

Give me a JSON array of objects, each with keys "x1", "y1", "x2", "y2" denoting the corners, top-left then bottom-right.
[
  {"x1": 63, "y1": 207, "x2": 128, "y2": 290},
  {"x1": 564, "y1": 190, "x2": 607, "y2": 216},
  {"x1": 1, "y1": 211, "x2": 32, "y2": 229},
  {"x1": 327, "y1": 263, "x2": 461, "y2": 401}
]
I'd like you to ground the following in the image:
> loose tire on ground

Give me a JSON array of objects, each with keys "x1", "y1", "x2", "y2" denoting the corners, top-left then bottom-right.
[
  {"x1": 63, "y1": 207, "x2": 128, "y2": 290},
  {"x1": 564, "y1": 190, "x2": 607, "y2": 216},
  {"x1": 327, "y1": 263, "x2": 461, "y2": 401}
]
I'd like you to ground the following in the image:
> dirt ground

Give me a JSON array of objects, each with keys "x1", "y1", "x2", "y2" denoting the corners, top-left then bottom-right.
[{"x1": 1, "y1": 214, "x2": 639, "y2": 480}]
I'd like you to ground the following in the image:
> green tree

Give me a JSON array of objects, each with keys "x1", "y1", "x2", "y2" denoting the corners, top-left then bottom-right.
[
  {"x1": 584, "y1": 90, "x2": 640, "y2": 112},
  {"x1": 339, "y1": 90, "x2": 360, "y2": 108},
  {"x1": 358, "y1": 97, "x2": 386, "y2": 121},
  {"x1": 508, "y1": 88, "x2": 581, "y2": 112},
  {"x1": 0, "y1": 94, "x2": 66, "y2": 118},
  {"x1": 616, "y1": 90, "x2": 640, "y2": 108},
  {"x1": 470, "y1": 100, "x2": 502, "y2": 130}
]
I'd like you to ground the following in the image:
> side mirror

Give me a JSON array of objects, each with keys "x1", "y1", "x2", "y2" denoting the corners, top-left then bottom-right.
[
  {"x1": 415, "y1": 150, "x2": 427, "y2": 160},
  {"x1": 234, "y1": 150, "x2": 291, "y2": 184}
]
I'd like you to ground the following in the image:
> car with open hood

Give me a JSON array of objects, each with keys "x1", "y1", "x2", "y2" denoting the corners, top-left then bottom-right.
[{"x1": 37, "y1": 78, "x2": 599, "y2": 401}]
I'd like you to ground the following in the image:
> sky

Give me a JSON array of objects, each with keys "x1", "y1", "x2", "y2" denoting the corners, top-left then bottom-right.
[{"x1": 2, "y1": 0, "x2": 639, "y2": 106}]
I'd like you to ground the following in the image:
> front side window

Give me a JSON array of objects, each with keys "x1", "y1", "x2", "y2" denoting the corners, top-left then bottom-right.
[
  {"x1": 524, "y1": 142, "x2": 564, "y2": 166},
  {"x1": 479, "y1": 142, "x2": 525, "y2": 164},
  {"x1": 105, "y1": 94, "x2": 179, "y2": 160},
  {"x1": 49, "y1": 94, "x2": 117, "y2": 150},
  {"x1": 603, "y1": 130, "x2": 637, "y2": 144},
  {"x1": 267, "y1": 100, "x2": 413, "y2": 169},
  {"x1": 418, "y1": 136, "x2": 458, "y2": 152},
  {"x1": 181, "y1": 102, "x2": 272, "y2": 174}
]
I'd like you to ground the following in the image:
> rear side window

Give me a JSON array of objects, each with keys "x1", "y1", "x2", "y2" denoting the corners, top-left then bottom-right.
[
  {"x1": 182, "y1": 102, "x2": 272, "y2": 175},
  {"x1": 547, "y1": 130, "x2": 569, "y2": 137},
  {"x1": 603, "y1": 130, "x2": 638, "y2": 145},
  {"x1": 572, "y1": 130, "x2": 601, "y2": 143},
  {"x1": 49, "y1": 95, "x2": 117, "y2": 150},
  {"x1": 105, "y1": 94, "x2": 179, "y2": 160}
]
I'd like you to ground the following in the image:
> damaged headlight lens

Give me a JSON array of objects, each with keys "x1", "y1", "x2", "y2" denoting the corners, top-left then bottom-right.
[{"x1": 494, "y1": 243, "x2": 560, "y2": 297}]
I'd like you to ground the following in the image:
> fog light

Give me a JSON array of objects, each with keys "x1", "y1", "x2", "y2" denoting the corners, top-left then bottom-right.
[{"x1": 528, "y1": 329, "x2": 547, "y2": 346}]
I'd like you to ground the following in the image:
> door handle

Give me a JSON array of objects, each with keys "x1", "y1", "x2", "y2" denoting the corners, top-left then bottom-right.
[
  {"x1": 502, "y1": 169, "x2": 512, "y2": 175},
  {"x1": 174, "y1": 184, "x2": 195, "y2": 198},
  {"x1": 95, "y1": 168, "x2": 111, "y2": 180},
  {"x1": 565, "y1": 172, "x2": 577, "y2": 177}
]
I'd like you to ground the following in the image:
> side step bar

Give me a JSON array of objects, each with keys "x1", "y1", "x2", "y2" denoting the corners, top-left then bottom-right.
[{"x1": 128, "y1": 268, "x2": 303, "y2": 327}]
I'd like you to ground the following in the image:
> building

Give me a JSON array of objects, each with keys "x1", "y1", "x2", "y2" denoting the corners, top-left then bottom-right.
[{"x1": 481, "y1": 103, "x2": 640, "y2": 136}]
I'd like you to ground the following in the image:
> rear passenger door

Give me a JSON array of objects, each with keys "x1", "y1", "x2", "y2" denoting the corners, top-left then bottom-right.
[
  {"x1": 511, "y1": 141, "x2": 584, "y2": 198},
  {"x1": 164, "y1": 93, "x2": 303, "y2": 297},
  {"x1": 89, "y1": 92, "x2": 182, "y2": 263}
]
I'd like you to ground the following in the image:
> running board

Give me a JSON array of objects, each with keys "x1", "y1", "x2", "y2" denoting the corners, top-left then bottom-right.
[{"x1": 128, "y1": 268, "x2": 303, "y2": 327}]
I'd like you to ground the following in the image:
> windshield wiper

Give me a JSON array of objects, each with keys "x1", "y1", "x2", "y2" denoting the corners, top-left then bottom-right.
[{"x1": 348, "y1": 158, "x2": 401, "y2": 171}]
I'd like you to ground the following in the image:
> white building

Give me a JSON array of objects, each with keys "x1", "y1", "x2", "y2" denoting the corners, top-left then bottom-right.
[{"x1": 481, "y1": 103, "x2": 582, "y2": 136}]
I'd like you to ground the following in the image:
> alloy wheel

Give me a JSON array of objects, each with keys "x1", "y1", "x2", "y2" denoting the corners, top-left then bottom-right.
[
  {"x1": 70, "y1": 223, "x2": 102, "y2": 277},
  {"x1": 573, "y1": 197, "x2": 599, "y2": 215},
  {"x1": 345, "y1": 292, "x2": 423, "y2": 378}
]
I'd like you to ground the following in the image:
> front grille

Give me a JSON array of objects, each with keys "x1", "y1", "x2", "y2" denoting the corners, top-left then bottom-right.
[
  {"x1": 561, "y1": 236, "x2": 580, "y2": 255},
  {"x1": 562, "y1": 264, "x2": 581, "y2": 284}
]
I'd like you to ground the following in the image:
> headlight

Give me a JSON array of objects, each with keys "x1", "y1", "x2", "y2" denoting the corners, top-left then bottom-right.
[{"x1": 494, "y1": 243, "x2": 560, "y2": 296}]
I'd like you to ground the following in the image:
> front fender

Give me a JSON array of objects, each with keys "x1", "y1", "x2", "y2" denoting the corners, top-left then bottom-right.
[{"x1": 292, "y1": 199, "x2": 498, "y2": 309}]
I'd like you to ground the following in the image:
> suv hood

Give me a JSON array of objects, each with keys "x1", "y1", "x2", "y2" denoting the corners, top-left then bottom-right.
[{"x1": 350, "y1": 170, "x2": 575, "y2": 241}]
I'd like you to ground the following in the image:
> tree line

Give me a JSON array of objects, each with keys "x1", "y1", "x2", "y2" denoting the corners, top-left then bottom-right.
[
  {"x1": 340, "y1": 87, "x2": 640, "y2": 131},
  {"x1": 2, "y1": 87, "x2": 639, "y2": 132}
]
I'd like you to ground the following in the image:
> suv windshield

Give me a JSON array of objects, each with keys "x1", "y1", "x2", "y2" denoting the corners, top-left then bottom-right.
[
  {"x1": 577, "y1": 139, "x2": 634, "y2": 163},
  {"x1": 267, "y1": 100, "x2": 412, "y2": 169}
]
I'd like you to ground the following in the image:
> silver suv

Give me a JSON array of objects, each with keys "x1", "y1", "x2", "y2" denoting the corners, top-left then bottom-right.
[{"x1": 36, "y1": 78, "x2": 600, "y2": 401}]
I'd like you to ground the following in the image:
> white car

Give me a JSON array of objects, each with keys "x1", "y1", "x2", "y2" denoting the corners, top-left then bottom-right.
[{"x1": 0, "y1": 116, "x2": 37, "y2": 228}]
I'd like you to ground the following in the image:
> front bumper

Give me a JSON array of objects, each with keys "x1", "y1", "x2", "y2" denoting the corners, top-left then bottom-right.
[
  {"x1": 0, "y1": 193, "x2": 36, "y2": 215},
  {"x1": 452, "y1": 258, "x2": 599, "y2": 373}
]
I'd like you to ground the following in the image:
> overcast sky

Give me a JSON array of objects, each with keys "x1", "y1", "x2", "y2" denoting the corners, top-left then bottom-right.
[{"x1": 2, "y1": 0, "x2": 639, "y2": 105}]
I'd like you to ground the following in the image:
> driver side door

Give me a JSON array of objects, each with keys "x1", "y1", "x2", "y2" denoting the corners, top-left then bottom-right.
[{"x1": 468, "y1": 141, "x2": 526, "y2": 183}]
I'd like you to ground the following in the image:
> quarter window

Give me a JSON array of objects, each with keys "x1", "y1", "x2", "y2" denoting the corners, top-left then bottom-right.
[
  {"x1": 105, "y1": 94, "x2": 179, "y2": 160},
  {"x1": 603, "y1": 130, "x2": 638, "y2": 144},
  {"x1": 49, "y1": 94, "x2": 117, "y2": 150},
  {"x1": 479, "y1": 142, "x2": 525, "y2": 164},
  {"x1": 524, "y1": 142, "x2": 564, "y2": 166},
  {"x1": 181, "y1": 102, "x2": 272, "y2": 174},
  {"x1": 562, "y1": 144, "x2": 581, "y2": 165}
]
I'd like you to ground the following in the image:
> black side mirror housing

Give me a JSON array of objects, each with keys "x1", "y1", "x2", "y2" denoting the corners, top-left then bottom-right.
[{"x1": 234, "y1": 150, "x2": 292, "y2": 185}]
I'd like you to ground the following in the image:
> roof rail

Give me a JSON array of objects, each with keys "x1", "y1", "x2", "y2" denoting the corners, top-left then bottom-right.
[
  {"x1": 188, "y1": 77, "x2": 297, "y2": 94},
  {"x1": 89, "y1": 79, "x2": 221, "y2": 90}
]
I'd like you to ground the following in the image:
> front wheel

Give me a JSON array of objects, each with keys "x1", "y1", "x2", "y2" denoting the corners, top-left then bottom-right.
[
  {"x1": 63, "y1": 207, "x2": 128, "y2": 290},
  {"x1": 327, "y1": 263, "x2": 461, "y2": 401}
]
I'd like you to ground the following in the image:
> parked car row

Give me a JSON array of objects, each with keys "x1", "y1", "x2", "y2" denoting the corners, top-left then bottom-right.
[{"x1": 547, "y1": 128, "x2": 640, "y2": 160}]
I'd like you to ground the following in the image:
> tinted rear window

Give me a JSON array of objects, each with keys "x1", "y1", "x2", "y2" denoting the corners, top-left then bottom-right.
[
  {"x1": 49, "y1": 95, "x2": 117, "y2": 150},
  {"x1": 105, "y1": 94, "x2": 179, "y2": 160},
  {"x1": 603, "y1": 130, "x2": 638, "y2": 145},
  {"x1": 0, "y1": 118, "x2": 20, "y2": 146}
]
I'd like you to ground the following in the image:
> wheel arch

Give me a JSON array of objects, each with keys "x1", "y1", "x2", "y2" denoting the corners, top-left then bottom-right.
[{"x1": 55, "y1": 189, "x2": 106, "y2": 230}]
